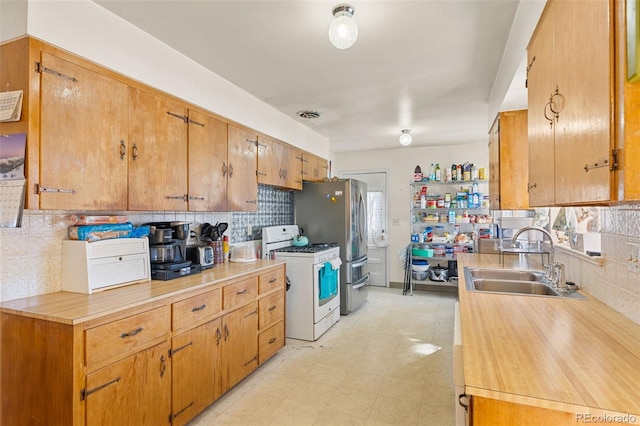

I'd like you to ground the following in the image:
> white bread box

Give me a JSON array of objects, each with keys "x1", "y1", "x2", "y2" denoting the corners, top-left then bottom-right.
[{"x1": 62, "y1": 238, "x2": 150, "y2": 294}]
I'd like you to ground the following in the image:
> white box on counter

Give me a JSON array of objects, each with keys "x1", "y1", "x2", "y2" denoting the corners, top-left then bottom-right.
[{"x1": 62, "y1": 238, "x2": 151, "y2": 294}]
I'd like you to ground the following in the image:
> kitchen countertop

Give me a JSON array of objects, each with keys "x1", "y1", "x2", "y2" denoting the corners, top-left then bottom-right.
[
  {"x1": 457, "y1": 253, "x2": 640, "y2": 417},
  {"x1": 0, "y1": 259, "x2": 283, "y2": 325}
]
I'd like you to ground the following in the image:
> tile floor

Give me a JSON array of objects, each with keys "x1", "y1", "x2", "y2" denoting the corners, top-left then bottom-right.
[{"x1": 190, "y1": 287, "x2": 458, "y2": 426}]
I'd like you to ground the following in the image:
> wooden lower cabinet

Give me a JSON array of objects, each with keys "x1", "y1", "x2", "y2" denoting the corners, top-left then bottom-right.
[
  {"x1": 0, "y1": 264, "x2": 285, "y2": 426},
  {"x1": 470, "y1": 396, "x2": 571, "y2": 426},
  {"x1": 170, "y1": 319, "x2": 221, "y2": 426},
  {"x1": 85, "y1": 341, "x2": 171, "y2": 426},
  {"x1": 222, "y1": 302, "x2": 259, "y2": 391}
]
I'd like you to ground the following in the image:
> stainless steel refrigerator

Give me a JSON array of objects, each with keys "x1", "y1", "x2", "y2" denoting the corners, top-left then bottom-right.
[{"x1": 294, "y1": 178, "x2": 369, "y2": 314}]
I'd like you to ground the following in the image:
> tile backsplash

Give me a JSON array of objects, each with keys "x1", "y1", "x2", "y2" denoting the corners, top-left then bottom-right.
[
  {"x1": 0, "y1": 185, "x2": 294, "y2": 302},
  {"x1": 1, "y1": 199, "x2": 638, "y2": 325},
  {"x1": 556, "y1": 205, "x2": 640, "y2": 324}
]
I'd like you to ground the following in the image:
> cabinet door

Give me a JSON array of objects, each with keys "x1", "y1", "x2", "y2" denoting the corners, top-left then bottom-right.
[
  {"x1": 285, "y1": 145, "x2": 303, "y2": 190},
  {"x1": 527, "y1": 5, "x2": 556, "y2": 207},
  {"x1": 170, "y1": 319, "x2": 221, "y2": 426},
  {"x1": 222, "y1": 302, "x2": 258, "y2": 391},
  {"x1": 187, "y1": 109, "x2": 228, "y2": 211},
  {"x1": 39, "y1": 52, "x2": 128, "y2": 210},
  {"x1": 302, "y1": 152, "x2": 328, "y2": 182},
  {"x1": 227, "y1": 125, "x2": 258, "y2": 211},
  {"x1": 84, "y1": 341, "x2": 171, "y2": 426},
  {"x1": 499, "y1": 110, "x2": 529, "y2": 210},
  {"x1": 257, "y1": 134, "x2": 284, "y2": 187},
  {"x1": 553, "y1": 0, "x2": 612, "y2": 204},
  {"x1": 488, "y1": 116, "x2": 500, "y2": 210},
  {"x1": 128, "y1": 87, "x2": 188, "y2": 211}
]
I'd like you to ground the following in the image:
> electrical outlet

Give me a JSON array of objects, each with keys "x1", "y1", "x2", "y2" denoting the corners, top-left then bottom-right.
[
  {"x1": 247, "y1": 224, "x2": 252, "y2": 236},
  {"x1": 392, "y1": 219, "x2": 400, "y2": 226}
]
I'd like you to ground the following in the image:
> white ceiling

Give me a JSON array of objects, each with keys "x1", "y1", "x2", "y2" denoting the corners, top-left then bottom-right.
[{"x1": 94, "y1": 0, "x2": 526, "y2": 153}]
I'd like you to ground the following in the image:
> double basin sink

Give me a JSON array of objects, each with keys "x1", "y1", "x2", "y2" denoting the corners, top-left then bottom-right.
[{"x1": 464, "y1": 267, "x2": 587, "y2": 299}]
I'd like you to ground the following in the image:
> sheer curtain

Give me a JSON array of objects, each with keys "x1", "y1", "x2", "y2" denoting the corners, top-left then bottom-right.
[{"x1": 368, "y1": 190, "x2": 384, "y2": 244}]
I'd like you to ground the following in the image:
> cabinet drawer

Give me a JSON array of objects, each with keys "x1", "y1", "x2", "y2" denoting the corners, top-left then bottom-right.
[
  {"x1": 223, "y1": 277, "x2": 257, "y2": 311},
  {"x1": 172, "y1": 289, "x2": 221, "y2": 331},
  {"x1": 85, "y1": 306, "x2": 170, "y2": 367},
  {"x1": 258, "y1": 320, "x2": 284, "y2": 364},
  {"x1": 258, "y1": 290, "x2": 284, "y2": 331},
  {"x1": 258, "y1": 268, "x2": 284, "y2": 294}
]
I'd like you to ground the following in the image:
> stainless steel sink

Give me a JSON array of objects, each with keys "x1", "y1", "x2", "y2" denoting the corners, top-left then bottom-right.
[
  {"x1": 463, "y1": 267, "x2": 587, "y2": 299},
  {"x1": 471, "y1": 279, "x2": 560, "y2": 296},
  {"x1": 467, "y1": 268, "x2": 546, "y2": 282}
]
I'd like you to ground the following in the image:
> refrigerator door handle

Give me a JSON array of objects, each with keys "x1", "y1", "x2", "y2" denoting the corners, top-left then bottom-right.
[
  {"x1": 351, "y1": 256, "x2": 368, "y2": 269},
  {"x1": 352, "y1": 274, "x2": 370, "y2": 290}
]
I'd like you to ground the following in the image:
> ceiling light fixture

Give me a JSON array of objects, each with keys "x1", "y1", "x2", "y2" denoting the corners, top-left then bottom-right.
[
  {"x1": 399, "y1": 129, "x2": 412, "y2": 146},
  {"x1": 328, "y1": 4, "x2": 358, "y2": 49}
]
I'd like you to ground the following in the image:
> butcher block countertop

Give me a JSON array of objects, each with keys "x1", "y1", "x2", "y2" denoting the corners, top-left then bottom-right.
[
  {"x1": 0, "y1": 260, "x2": 283, "y2": 325},
  {"x1": 457, "y1": 253, "x2": 640, "y2": 417}
]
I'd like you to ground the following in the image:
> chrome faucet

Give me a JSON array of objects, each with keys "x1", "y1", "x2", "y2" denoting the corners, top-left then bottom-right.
[{"x1": 511, "y1": 226, "x2": 566, "y2": 290}]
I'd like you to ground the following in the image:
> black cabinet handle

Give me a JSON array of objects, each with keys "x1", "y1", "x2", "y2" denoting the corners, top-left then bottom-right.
[
  {"x1": 191, "y1": 304, "x2": 206, "y2": 312},
  {"x1": 120, "y1": 327, "x2": 143, "y2": 339}
]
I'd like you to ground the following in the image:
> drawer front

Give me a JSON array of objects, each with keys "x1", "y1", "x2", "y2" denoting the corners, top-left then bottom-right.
[
  {"x1": 258, "y1": 290, "x2": 284, "y2": 331},
  {"x1": 223, "y1": 277, "x2": 258, "y2": 311},
  {"x1": 85, "y1": 306, "x2": 170, "y2": 367},
  {"x1": 172, "y1": 289, "x2": 221, "y2": 331},
  {"x1": 258, "y1": 320, "x2": 284, "y2": 364},
  {"x1": 258, "y1": 268, "x2": 284, "y2": 294}
]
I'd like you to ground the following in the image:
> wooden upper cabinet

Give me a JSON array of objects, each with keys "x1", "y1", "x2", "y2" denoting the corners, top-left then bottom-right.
[
  {"x1": 285, "y1": 145, "x2": 303, "y2": 190},
  {"x1": 553, "y1": 0, "x2": 611, "y2": 205},
  {"x1": 227, "y1": 125, "x2": 258, "y2": 211},
  {"x1": 187, "y1": 109, "x2": 228, "y2": 212},
  {"x1": 527, "y1": 0, "x2": 612, "y2": 206},
  {"x1": 128, "y1": 87, "x2": 188, "y2": 211},
  {"x1": 489, "y1": 110, "x2": 529, "y2": 210},
  {"x1": 257, "y1": 135, "x2": 302, "y2": 190},
  {"x1": 38, "y1": 52, "x2": 129, "y2": 210},
  {"x1": 302, "y1": 152, "x2": 328, "y2": 182},
  {"x1": 527, "y1": 7, "x2": 556, "y2": 208}
]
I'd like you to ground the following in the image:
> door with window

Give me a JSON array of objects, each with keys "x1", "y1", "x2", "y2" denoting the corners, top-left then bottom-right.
[{"x1": 340, "y1": 171, "x2": 388, "y2": 287}]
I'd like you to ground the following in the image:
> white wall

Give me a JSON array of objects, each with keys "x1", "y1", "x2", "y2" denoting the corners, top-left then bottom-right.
[
  {"x1": 8, "y1": 0, "x2": 330, "y2": 158},
  {"x1": 333, "y1": 142, "x2": 489, "y2": 285}
]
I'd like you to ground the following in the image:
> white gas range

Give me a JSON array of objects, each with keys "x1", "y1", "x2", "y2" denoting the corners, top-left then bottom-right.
[{"x1": 262, "y1": 225, "x2": 341, "y2": 341}]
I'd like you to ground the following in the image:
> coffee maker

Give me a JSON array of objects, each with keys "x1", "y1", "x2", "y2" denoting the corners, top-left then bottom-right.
[{"x1": 146, "y1": 221, "x2": 202, "y2": 280}]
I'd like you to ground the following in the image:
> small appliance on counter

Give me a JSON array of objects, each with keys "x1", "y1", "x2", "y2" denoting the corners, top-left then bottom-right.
[{"x1": 146, "y1": 221, "x2": 201, "y2": 280}]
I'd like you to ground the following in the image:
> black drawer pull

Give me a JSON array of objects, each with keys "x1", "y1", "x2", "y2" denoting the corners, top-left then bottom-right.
[
  {"x1": 120, "y1": 327, "x2": 143, "y2": 338},
  {"x1": 244, "y1": 309, "x2": 258, "y2": 318},
  {"x1": 191, "y1": 304, "x2": 207, "y2": 312},
  {"x1": 268, "y1": 337, "x2": 277, "y2": 344},
  {"x1": 268, "y1": 305, "x2": 277, "y2": 312},
  {"x1": 81, "y1": 376, "x2": 121, "y2": 400},
  {"x1": 236, "y1": 289, "x2": 248, "y2": 295},
  {"x1": 268, "y1": 278, "x2": 277, "y2": 283}
]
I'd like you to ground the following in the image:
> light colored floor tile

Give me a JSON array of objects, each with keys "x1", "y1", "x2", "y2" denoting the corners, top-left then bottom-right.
[
  {"x1": 262, "y1": 399, "x2": 321, "y2": 425},
  {"x1": 368, "y1": 395, "x2": 422, "y2": 425},
  {"x1": 189, "y1": 287, "x2": 456, "y2": 425}
]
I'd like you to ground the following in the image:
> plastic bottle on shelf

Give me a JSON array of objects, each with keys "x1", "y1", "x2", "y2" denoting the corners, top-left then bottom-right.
[
  {"x1": 471, "y1": 164, "x2": 479, "y2": 181},
  {"x1": 414, "y1": 165, "x2": 423, "y2": 181},
  {"x1": 451, "y1": 164, "x2": 457, "y2": 181},
  {"x1": 456, "y1": 164, "x2": 463, "y2": 181},
  {"x1": 435, "y1": 163, "x2": 441, "y2": 181},
  {"x1": 445, "y1": 166, "x2": 452, "y2": 182},
  {"x1": 429, "y1": 163, "x2": 436, "y2": 181}
]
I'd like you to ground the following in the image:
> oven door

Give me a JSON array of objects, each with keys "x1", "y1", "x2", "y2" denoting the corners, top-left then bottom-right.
[{"x1": 313, "y1": 261, "x2": 340, "y2": 323}]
